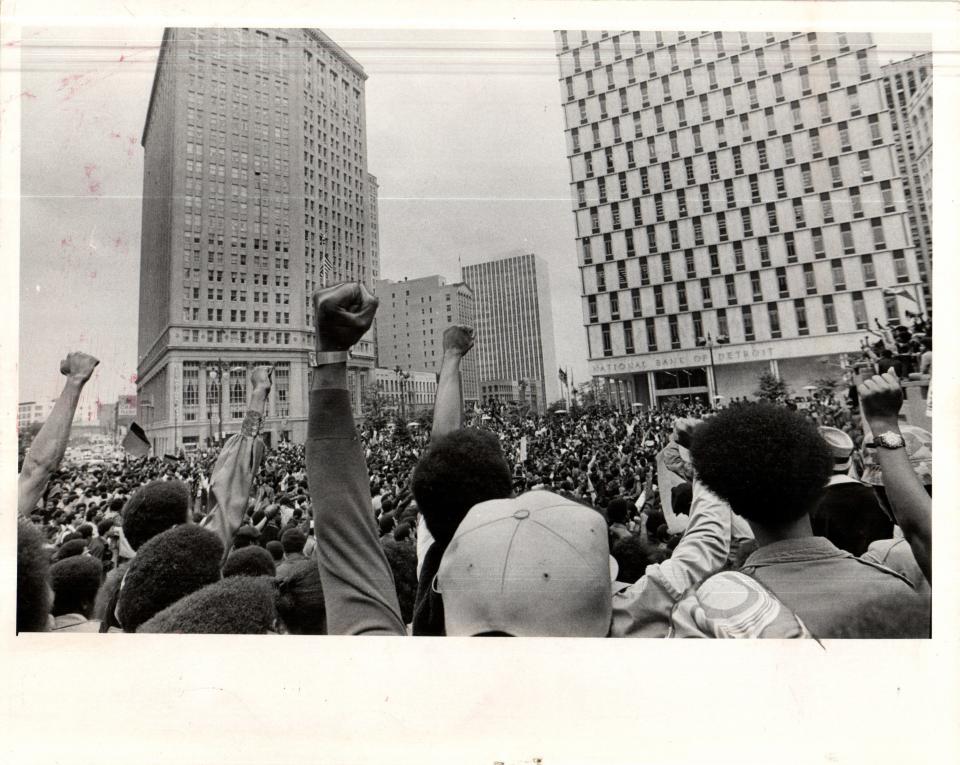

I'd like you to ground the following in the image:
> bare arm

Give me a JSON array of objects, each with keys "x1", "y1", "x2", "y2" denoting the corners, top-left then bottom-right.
[
  {"x1": 18, "y1": 352, "x2": 99, "y2": 516},
  {"x1": 859, "y1": 371, "x2": 932, "y2": 584},
  {"x1": 430, "y1": 325, "x2": 474, "y2": 440}
]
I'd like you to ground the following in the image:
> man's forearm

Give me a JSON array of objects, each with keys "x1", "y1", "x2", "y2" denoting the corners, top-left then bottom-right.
[
  {"x1": 18, "y1": 377, "x2": 84, "y2": 516},
  {"x1": 871, "y1": 421, "x2": 932, "y2": 583},
  {"x1": 431, "y1": 352, "x2": 463, "y2": 439}
]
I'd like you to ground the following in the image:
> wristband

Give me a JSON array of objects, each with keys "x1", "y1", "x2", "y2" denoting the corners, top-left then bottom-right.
[{"x1": 308, "y1": 350, "x2": 351, "y2": 367}]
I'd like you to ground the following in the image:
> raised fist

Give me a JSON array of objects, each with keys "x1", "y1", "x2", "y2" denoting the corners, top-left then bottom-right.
[
  {"x1": 858, "y1": 370, "x2": 903, "y2": 426},
  {"x1": 443, "y1": 324, "x2": 475, "y2": 356},
  {"x1": 264, "y1": 503, "x2": 281, "y2": 520},
  {"x1": 59, "y1": 352, "x2": 100, "y2": 384},
  {"x1": 673, "y1": 417, "x2": 704, "y2": 449},
  {"x1": 251, "y1": 365, "x2": 274, "y2": 392},
  {"x1": 312, "y1": 282, "x2": 379, "y2": 352}
]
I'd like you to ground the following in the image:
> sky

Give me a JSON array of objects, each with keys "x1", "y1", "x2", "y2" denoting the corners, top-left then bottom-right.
[{"x1": 17, "y1": 27, "x2": 931, "y2": 414}]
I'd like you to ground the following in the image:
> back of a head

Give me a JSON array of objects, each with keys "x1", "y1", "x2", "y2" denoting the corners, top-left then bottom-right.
[
  {"x1": 280, "y1": 528, "x2": 306, "y2": 555},
  {"x1": 671, "y1": 483, "x2": 693, "y2": 516},
  {"x1": 96, "y1": 518, "x2": 115, "y2": 538},
  {"x1": 437, "y1": 491, "x2": 612, "y2": 637},
  {"x1": 222, "y1": 546, "x2": 276, "y2": 578},
  {"x1": 17, "y1": 518, "x2": 52, "y2": 633},
  {"x1": 612, "y1": 535, "x2": 666, "y2": 584},
  {"x1": 77, "y1": 523, "x2": 95, "y2": 540},
  {"x1": 412, "y1": 428, "x2": 513, "y2": 546},
  {"x1": 121, "y1": 480, "x2": 190, "y2": 551},
  {"x1": 49, "y1": 556, "x2": 103, "y2": 617},
  {"x1": 116, "y1": 525, "x2": 224, "y2": 632},
  {"x1": 139, "y1": 576, "x2": 277, "y2": 634},
  {"x1": 606, "y1": 497, "x2": 630, "y2": 525},
  {"x1": 54, "y1": 539, "x2": 88, "y2": 562},
  {"x1": 265, "y1": 540, "x2": 284, "y2": 562},
  {"x1": 275, "y1": 560, "x2": 326, "y2": 635},
  {"x1": 689, "y1": 402, "x2": 832, "y2": 528}
]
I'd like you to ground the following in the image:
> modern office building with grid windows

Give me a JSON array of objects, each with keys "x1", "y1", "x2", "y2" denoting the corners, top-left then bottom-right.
[
  {"x1": 554, "y1": 30, "x2": 926, "y2": 407},
  {"x1": 880, "y1": 54, "x2": 932, "y2": 310},
  {"x1": 137, "y1": 27, "x2": 377, "y2": 453}
]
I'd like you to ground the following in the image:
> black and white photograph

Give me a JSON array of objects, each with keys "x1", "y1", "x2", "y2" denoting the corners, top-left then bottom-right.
[{"x1": 5, "y1": 3, "x2": 957, "y2": 763}]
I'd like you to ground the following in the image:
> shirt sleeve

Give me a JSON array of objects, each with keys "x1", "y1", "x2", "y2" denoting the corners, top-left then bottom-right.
[
  {"x1": 660, "y1": 439, "x2": 696, "y2": 482},
  {"x1": 611, "y1": 480, "x2": 731, "y2": 637},
  {"x1": 199, "y1": 412, "x2": 266, "y2": 559},
  {"x1": 306, "y1": 389, "x2": 406, "y2": 636}
]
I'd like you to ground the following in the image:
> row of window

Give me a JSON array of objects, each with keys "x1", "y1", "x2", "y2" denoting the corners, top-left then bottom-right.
[
  {"x1": 587, "y1": 252, "x2": 908, "y2": 322},
  {"x1": 595, "y1": 291, "x2": 898, "y2": 357}
]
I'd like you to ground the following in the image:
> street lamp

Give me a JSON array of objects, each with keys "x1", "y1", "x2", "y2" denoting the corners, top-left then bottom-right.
[
  {"x1": 696, "y1": 332, "x2": 730, "y2": 402},
  {"x1": 394, "y1": 366, "x2": 411, "y2": 421},
  {"x1": 207, "y1": 359, "x2": 245, "y2": 445}
]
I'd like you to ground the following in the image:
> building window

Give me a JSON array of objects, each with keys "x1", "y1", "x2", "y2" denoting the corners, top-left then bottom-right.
[
  {"x1": 669, "y1": 315, "x2": 681, "y2": 349},
  {"x1": 646, "y1": 318, "x2": 657, "y2": 351},
  {"x1": 654, "y1": 285, "x2": 665, "y2": 314},
  {"x1": 601, "y1": 323, "x2": 612, "y2": 356},
  {"x1": 850, "y1": 187, "x2": 864, "y2": 218},
  {"x1": 588, "y1": 295, "x2": 598, "y2": 323},
  {"x1": 610, "y1": 292, "x2": 620, "y2": 320},
  {"x1": 603, "y1": 232, "x2": 613, "y2": 259},
  {"x1": 624, "y1": 321, "x2": 635, "y2": 354},
  {"x1": 750, "y1": 270, "x2": 762, "y2": 301},
  {"x1": 783, "y1": 232, "x2": 795, "y2": 263},
  {"x1": 823, "y1": 295, "x2": 838, "y2": 332},
  {"x1": 820, "y1": 192, "x2": 834, "y2": 224},
  {"x1": 766, "y1": 202, "x2": 779, "y2": 233},
  {"x1": 852, "y1": 291, "x2": 868, "y2": 329},
  {"x1": 725, "y1": 274, "x2": 737, "y2": 305},
  {"x1": 848, "y1": 85, "x2": 861, "y2": 117},
  {"x1": 596, "y1": 263, "x2": 606, "y2": 291},
  {"x1": 871, "y1": 218, "x2": 886, "y2": 250},
  {"x1": 700, "y1": 278, "x2": 713, "y2": 308},
  {"x1": 661, "y1": 252, "x2": 673, "y2": 282},
  {"x1": 861, "y1": 254, "x2": 877, "y2": 287},
  {"x1": 741, "y1": 306, "x2": 755, "y2": 341},
  {"x1": 709, "y1": 245, "x2": 720, "y2": 275},
  {"x1": 776, "y1": 267, "x2": 789, "y2": 297},
  {"x1": 841, "y1": 222, "x2": 854, "y2": 254},
  {"x1": 810, "y1": 127, "x2": 823, "y2": 158},
  {"x1": 803, "y1": 263, "x2": 816, "y2": 295},
  {"x1": 631, "y1": 288, "x2": 641, "y2": 316},
  {"x1": 767, "y1": 302, "x2": 782, "y2": 338},
  {"x1": 734, "y1": 242, "x2": 746, "y2": 271},
  {"x1": 793, "y1": 198, "x2": 806, "y2": 228},
  {"x1": 812, "y1": 227, "x2": 825, "y2": 259},
  {"x1": 582, "y1": 238, "x2": 593, "y2": 264},
  {"x1": 794, "y1": 299, "x2": 809, "y2": 335},
  {"x1": 859, "y1": 151, "x2": 873, "y2": 181},
  {"x1": 893, "y1": 250, "x2": 909, "y2": 283},
  {"x1": 640, "y1": 257, "x2": 650, "y2": 286},
  {"x1": 832, "y1": 260, "x2": 846, "y2": 291}
]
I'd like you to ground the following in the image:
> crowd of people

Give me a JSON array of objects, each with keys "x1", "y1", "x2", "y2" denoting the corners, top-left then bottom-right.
[{"x1": 17, "y1": 283, "x2": 932, "y2": 637}]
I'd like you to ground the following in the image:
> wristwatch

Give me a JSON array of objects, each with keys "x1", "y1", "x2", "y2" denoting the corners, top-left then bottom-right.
[
  {"x1": 872, "y1": 431, "x2": 906, "y2": 449},
  {"x1": 308, "y1": 350, "x2": 351, "y2": 367}
]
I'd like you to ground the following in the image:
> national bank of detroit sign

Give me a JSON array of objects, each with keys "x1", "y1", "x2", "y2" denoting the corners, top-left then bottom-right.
[{"x1": 588, "y1": 334, "x2": 862, "y2": 378}]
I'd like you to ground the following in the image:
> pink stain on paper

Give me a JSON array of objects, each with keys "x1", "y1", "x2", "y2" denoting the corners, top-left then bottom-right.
[
  {"x1": 58, "y1": 73, "x2": 89, "y2": 102},
  {"x1": 83, "y1": 163, "x2": 102, "y2": 195}
]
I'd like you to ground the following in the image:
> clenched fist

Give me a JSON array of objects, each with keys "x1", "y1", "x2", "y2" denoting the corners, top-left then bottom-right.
[
  {"x1": 251, "y1": 365, "x2": 274, "y2": 393},
  {"x1": 858, "y1": 370, "x2": 903, "y2": 430},
  {"x1": 59, "y1": 352, "x2": 100, "y2": 385},
  {"x1": 673, "y1": 417, "x2": 704, "y2": 449},
  {"x1": 312, "y1": 282, "x2": 379, "y2": 352},
  {"x1": 443, "y1": 324, "x2": 475, "y2": 357}
]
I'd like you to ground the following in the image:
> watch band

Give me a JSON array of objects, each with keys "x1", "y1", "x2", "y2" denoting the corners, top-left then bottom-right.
[{"x1": 308, "y1": 350, "x2": 351, "y2": 367}]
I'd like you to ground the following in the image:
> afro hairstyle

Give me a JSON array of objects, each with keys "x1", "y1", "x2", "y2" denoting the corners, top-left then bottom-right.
[
  {"x1": 139, "y1": 576, "x2": 277, "y2": 634},
  {"x1": 54, "y1": 539, "x2": 88, "y2": 562},
  {"x1": 381, "y1": 537, "x2": 418, "y2": 625},
  {"x1": 606, "y1": 497, "x2": 631, "y2": 525},
  {"x1": 611, "y1": 535, "x2": 669, "y2": 584},
  {"x1": 689, "y1": 402, "x2": 833, "y2": 527},
  {"x1": 116, "y1": 524, "x2": 224, "y2": 632},
  {"x1": 265, "y1": 540, "x2": 285, "y2": 562},
  {"x1": 222, "y1": 546, "x2": 277, "y2": 579},
  {"x1": 49, "y1": 556, "x2": 103, "y2": 617},
  {"x1": 411, "y1": 428, "x2": 513, "y2": 546},
  {"x1": 17, "y1": 518, "x2": 52, "y2": 633},
  {"x1": 280, "y1": 528, "x2": 307, "y2": 554},
  {"x1": 121, "y1": 480, "x2": 191, "y2": 551},
  {"x1": 275, "y1": 559, "x2": 327, "y2": 635}
]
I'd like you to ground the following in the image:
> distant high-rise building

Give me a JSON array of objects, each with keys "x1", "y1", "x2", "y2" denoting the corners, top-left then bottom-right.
[
  {"x1": 367, "y1": 173, "x2": 381, "y2": 282},
  {"x1": 880, "y1": 54, "x2": 932, "y2": 310},
  {"x1": 137, "y1": 27, "x2": 377, "y2": 452},
  {"x1": 554, "y1": 30, "x2": 925, "y2": 407},
  {"x1": 373, "y1": 275, "x2": 480, "y2": 405},
  {"x1": 462, "y1": 252, "x2": 560, "y2": 412}
]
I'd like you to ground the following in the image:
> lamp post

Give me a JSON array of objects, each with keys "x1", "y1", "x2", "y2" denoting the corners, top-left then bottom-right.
[
  {"x1": 394, "y1": 366, "x2": 411, "y2": 421},
  {"x1": 697, "y1": 332, "x2": 729, "y2": 403},
  {"x1": 207, "y1": 358, "x2": 235, "y2": 446}
]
